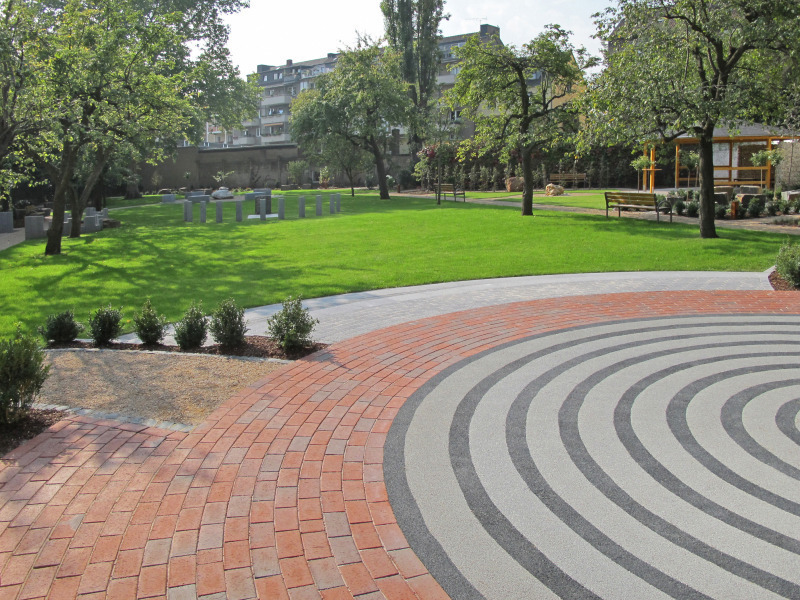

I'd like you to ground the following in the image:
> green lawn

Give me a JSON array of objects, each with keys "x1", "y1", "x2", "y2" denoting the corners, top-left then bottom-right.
[{"x1": 0, "y1": 193, "x2": 784, "y2": 338}]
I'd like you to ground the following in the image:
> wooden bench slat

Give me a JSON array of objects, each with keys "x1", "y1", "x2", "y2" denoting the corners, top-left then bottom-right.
[{"x1": 605, "y1": 191, "x2": 672, "y2": 223}]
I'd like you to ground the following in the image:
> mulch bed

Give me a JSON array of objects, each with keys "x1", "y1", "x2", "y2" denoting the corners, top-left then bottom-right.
[
  {"x1": 769, "y1": 270, "x2": 797, "y2": 291},
  {"x1": 0, "y1": 408, "x2": 67, "y2": 458},
  {"x1": 47, "y1": 335, "x2": 326, "y2": 361}
]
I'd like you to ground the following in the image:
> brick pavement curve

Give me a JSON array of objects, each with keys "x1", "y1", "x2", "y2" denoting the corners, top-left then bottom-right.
[{"x1": 1, "y1": 290, "x2": 799, "y2": 599}]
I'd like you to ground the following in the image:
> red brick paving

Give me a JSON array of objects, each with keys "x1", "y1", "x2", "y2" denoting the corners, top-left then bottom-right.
[{"x1": 1, "y1": 291, "x2": 799, "y2": 599}]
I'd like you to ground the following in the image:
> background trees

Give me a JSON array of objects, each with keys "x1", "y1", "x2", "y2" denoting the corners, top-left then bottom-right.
[
  {"x1": 1, "y1": 0, "x2": 258, "y2": 255},
  {"x1": 290, "y1": 40, "x2": 412, "y2": 200},
  {"x1": 584, "y1": 0, "x2": 800, "y2": 238},
  {"x1": 380, "y1": 0, "x2": 448, "y2": 159},
  {"x1": 447, "y1": 25, "x2": 594, "y2": 216}
]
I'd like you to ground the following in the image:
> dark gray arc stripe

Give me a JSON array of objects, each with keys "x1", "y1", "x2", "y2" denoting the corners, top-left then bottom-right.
[
  {"x1": 385, "y1": 316, "x2": 800, "y2": 600},
  {"x1": 721, "y1": 381, "x2": 800, "y2": 481},
  {"x1": 560, "y1": 354, "x2": 800, "y2": 599},
  {"x1": 507, "y1": 342, "x2": 800, "y2": 599},
  {"x1": 776, "y1": 399, "x2": 800, "y2": 446},
  {"x1": 667, "y1": 366, "x2": 800, "y2": 519}
]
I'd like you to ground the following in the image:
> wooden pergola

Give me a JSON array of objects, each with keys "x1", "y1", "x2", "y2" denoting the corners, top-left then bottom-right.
[{"x1": 639, "y1": 125, "x2": 798, "y2": 192}]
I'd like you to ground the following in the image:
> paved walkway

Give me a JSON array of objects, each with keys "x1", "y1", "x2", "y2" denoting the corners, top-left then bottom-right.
[{"x1": 2, "y1": 279, "x2": 800, "y2": 599}]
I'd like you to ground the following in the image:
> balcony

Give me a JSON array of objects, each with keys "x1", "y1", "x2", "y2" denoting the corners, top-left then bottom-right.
[
  {"x1": 438, "y1": 73, "x2": 456, "y2": 85},
  {"x1": 261, "y1": 94, "x2": 294, "y2": 106},
  {"x1": 241, "y1": 117, "x2": 261, "y2": 128},
  {"x1": 233, "y1": 136, "x2": 257, "y2": 146},
  {"x1": 262, "y1": 113, "x2": 290, "y2": 126},
  {"x1": 262, "y1": 133, "x2": 293, "y2": 144}
]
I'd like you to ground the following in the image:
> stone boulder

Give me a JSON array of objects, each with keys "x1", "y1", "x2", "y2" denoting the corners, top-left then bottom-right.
[
  {"x1": 211, "y1": 187, "x2": 234, "y2": 200},
  {"x1": 506, "y1": 177, "x2": 524, "y2": 192},
  {"x1": 545, "y1": 183, "x2": 565, "y2": 197}
]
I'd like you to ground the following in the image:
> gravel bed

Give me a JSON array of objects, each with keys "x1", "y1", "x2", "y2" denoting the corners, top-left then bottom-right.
[{"x1": 38, "y1": 349, "x2": 288, "y2": 426}]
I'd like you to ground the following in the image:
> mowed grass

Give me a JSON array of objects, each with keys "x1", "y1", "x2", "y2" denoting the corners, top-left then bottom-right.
[{"x1": 0, "y1": 193, "x2": 784, "y2": 338}]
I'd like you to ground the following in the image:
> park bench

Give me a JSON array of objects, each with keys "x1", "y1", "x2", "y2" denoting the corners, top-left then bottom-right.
[
  {"x1": 549, "y1": 173, "x2": 587, "y2": 188},
  {"x1": 438, "y1": 183, "x2": 466, "y2": 202},
  {"x1": 605, "y1": 191, "x2": 672, "y2": 222}
]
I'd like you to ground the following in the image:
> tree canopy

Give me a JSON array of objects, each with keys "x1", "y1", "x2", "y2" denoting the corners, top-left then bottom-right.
[
  {"x1": 290, "y1": 40, "x2": 412, "y2": 200},
  {"x1": 380, "y1": 0, "x2": 448, "y2": 156},
  {"x1": 447, "y1": 25, "x2": 594, "y2": 215},
  {"x1": 583, "y1": 0, "x2": 800, "y2": 238},
  {"x1": 0, "y1": 0, "x2": 258, "y2": 254}
]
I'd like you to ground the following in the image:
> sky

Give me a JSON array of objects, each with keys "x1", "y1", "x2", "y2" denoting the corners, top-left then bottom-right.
[{"x1": 223, "y1": 0, "x2": 613, "y2": 76}]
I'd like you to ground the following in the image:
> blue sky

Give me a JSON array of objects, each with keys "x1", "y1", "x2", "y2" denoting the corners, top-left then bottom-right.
[{"x1": 224, "y1": 0, "x2": 612, "y2": 75}]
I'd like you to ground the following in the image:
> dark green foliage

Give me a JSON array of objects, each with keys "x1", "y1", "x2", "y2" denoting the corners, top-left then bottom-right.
[
  {"x1": 0, "y1": 325, "x2": 50, "y2": 424},
  {"x1": 766, "y1": 201, "x2": 778, "y2": 217},
  {"x1": 715, "y1": 204, "x2": 727, "y2": 220},
  {"x1": 747, "y1": 197, "x2": 764, "y2": 218},
  {"x1": 39, "y1": 310, "x2": 82, "y2": 344},
  {"x1": 686, "y1": 201, "x2": 699, "y2": 218},
  {"x1": 88, "y1": 305, "x2": 122, "y2": 346},
  {"x1": 776, "y1": 241, "x2": 800, "y2": 287},
  {"x1": 673, "y1": 199, "x2": 686, "y2": 216},
  {"x1": 174, "y1": 302, "x2": 207, "y2": 351},
  {"x1": 133, "y1": 298, "x2": 167, "y2": 345},
  {"x1": 266, "y1": 296, "x2": 318, "y2": 352},
  {"x1": 209, "y1": 298, "x2": 248, "y2": 349}
]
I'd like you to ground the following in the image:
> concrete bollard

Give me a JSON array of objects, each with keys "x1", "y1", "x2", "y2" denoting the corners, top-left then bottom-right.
[
  {"x1": 330, "y1": 196, "x2": 335, "y2": 214},
  {"x1": 316, "y1": 195, "x2": 322, "y2": 216},
  {"x1": 0, "y1": 211, "x2": 13, "y2": 233},
  {"x1": 215, "y1": 201, "x2": 223, "y2": 223},
  {"x1": 336, "y1": 193, "x2": 341, "y2": 212},
  {"x1": 260, "y1": 197, "x2": 267, "y2": 220},
  {"x1": 278, "y1": 197, "x2": 285, "y2": 220},
  {"x1": 184, "y1": 200, "x2": 193, "y2": 222},
  {"x1": 101, "y1": 208, "x2": 109, "y2": 219},
  {"x1": 235, "y1": 200, "x2": 243, "y2": 222},
  {"x1": 62, "y1": 219, "x2": 71, "y2": 237},
  {"x1": 298, "y1": 196, "x2": 305, "y2": 218},
  {"x1": 200, "y1": 202, "x2": 207, "y2": 223},
  {"x1": 25, "y1": 216, "x2": 45, "y2": 239},
  {"x1": 161, "y1": 194, "x2": 176, "y2": 203}
]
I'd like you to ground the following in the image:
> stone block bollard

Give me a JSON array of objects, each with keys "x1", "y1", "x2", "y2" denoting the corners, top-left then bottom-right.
[
  {"x1": 260, "y1": 197, "x2": 267, "y2": 220},
  {"x1": 200, "y1": 202, "x2": 207, "y2": 223},
  {"x1": 329, "y1": 196, "x2": 335, "y2": 214},
  {"x1": 235, "y1": 200, "x2": 243, "y2": 222},
  {"x1": 80, "y1": 215, "x2": 98, "y2": 234},
  {"x1": 216, "y1": 201, "x2": 223, "y2": 223},
  {"x1": 316, "y1": 195, "x2": 322, "y2": 216},
  {"x1": 62, "y1": 219, "x2": 71, "y2": 237},
  {"x1": 26, "y1": 216, "x2": 45, "y2": 239},
  {"x1": 299, "y1": 196, "x2": 306, "y2": 218},
  {"x1": 162, "y1": 194, "x2": 176, "y2": 203},
  {"x1": 85, "y1": 207, "x2": 97, "y2": 217},
  {"x1": 101, "y1": 208, "x2": 109, "y2": 219},
  {"x1": 184, "y1": 200, "x2": 193, "y2": 222},
  {"x1": 0, "y1": 211, "x2": 13, "y2": 233},
  {"x1": 278, "y1": 197, "x2": 285, "y2": 220},
  {"x1": 335, "y1": 193, "x2": 341, "y2": 212}
]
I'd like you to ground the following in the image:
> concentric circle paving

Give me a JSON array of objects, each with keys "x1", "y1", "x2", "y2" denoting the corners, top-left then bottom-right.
[{"x1": 386, "y1": 314, "x2": 800, "y2": 600}]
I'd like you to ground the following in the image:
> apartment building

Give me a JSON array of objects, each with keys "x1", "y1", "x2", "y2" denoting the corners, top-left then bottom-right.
[{"x1": 217, "y1": 25, "x2": 504, "y2": 151}]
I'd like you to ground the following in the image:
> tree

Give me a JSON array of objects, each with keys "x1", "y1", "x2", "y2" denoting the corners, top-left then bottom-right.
[
  {"x1": 447, "y1": 25, "x2": 594, "y2": 216},
  {"x1": 380, "y1": 0, "x2": 448, "y2": 157},
  {"x1": 20, "y1": 0, "x2": 258, "y2": 255},
  {"x1": 290, "y1": 39, "x2": 412, "y2": 200},
  {"x1": 584, "y1": 0, "x2": 800, "y2": 238},
  {"x1": 315, "y1": 136, "x2": 373, "y2": 197}
]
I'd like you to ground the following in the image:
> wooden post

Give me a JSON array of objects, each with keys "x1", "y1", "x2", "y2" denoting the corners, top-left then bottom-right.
[
  {"x1": 674, "y1": 144, "x2": 680, "y2": 189},
  {"x1": 649, "y1": 145, "x2": 657, "y2": 192},
  {"x1": 766, "y1": 138, "x2": 773, "y2": 189}
]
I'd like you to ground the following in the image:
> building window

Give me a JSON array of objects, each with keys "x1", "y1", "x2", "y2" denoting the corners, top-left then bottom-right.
[{"x1": 450, "y1": 109, "x2": 462, "y2": 123}]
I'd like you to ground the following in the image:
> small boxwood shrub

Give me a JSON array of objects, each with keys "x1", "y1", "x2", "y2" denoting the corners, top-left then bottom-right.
[
  {"x1": 39, "y1": 310, "x2": 82, "y2": 344},
  {"x1": 174, "y1": 302, "x2": 207, "y2": 351},
  {"x1": 765, "y1": 201, "x2": 778, "y2": 217},
  {"x1": 266, "y1": 296, "x2": 318, "y2": 353},
  {"x1": 747, "y1": 197, "x2": 764, "y2": 218},
  {"x1": 0, "y1": 325, "x2": 50, "y2": 424},
  {"x1": 776, "y1": 242, "x2": 800, "y2": 288},
  {"x1": 133, "y1": 299, "x2": 167, "y2": 346},
  {"x1": 89, "y1": 305, "x2": 122, "y2": 346},
  {"x1": 714, "y1": 204, "x2": 727, "y2": 220},
  {"x1": 673, "y1": 199, "x2": 686, "y2": 216},
  {"x1": 209, "y1": 298, "x2": 248, "y2": 349},
  {"x1": 686, "y1": 201, "x2": 699, "y2": 218}
]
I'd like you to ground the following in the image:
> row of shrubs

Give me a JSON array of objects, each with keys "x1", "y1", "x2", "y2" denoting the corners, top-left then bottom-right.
[
  {"x1": 41, "y1": 296, "x2": 318, "y2": 352},
  {"x1": 672, "y1": 195, "x2": 797, "y2": 220},
  {"x1": 0, "y1": 296, "x2": 318, "y2": 426}
]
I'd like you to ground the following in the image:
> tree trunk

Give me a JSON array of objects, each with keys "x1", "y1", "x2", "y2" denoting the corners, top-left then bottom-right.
[
  {"x1": 521, "y1": 148, "x2": 534, "y2": 216},
  {"x1": 44, "y1": 144, "x2": 78, "y2": 255},
  {"x1": 371, "y1": 141, "x2": 390, "y2": 200},
  {"x1": 68, "y1": 186, "x2": 83, "y2": 238},
  {"x1": 698, "y1": 130, "x2": 717, "y2": 239}
]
